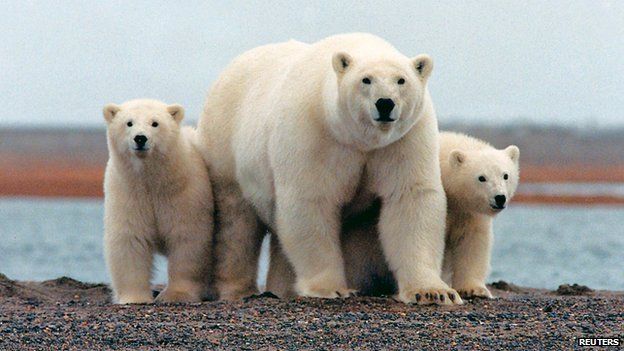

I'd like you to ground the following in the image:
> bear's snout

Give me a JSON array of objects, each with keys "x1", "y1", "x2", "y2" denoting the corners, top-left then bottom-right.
[
  {"x1": 493, "y1": 194, "x2": 506, "y2": 209},
  {"x1": 375, "y1": 98, "x2": 395, "y2": 122},
  {"x1": 133, "y1": 134, "x2": 148, "y2": 149}
]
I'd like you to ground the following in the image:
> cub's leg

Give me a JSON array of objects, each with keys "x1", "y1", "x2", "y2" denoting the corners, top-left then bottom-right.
[
  {"x1": 448, "y1": 216, "x2": 494, "y2": 299},
  {"x1": 213, "y1": 182, "x2": 265, "y2": 300},
  {"x1": 105, "y1": 219, "x2": 154, "y2": 304}
]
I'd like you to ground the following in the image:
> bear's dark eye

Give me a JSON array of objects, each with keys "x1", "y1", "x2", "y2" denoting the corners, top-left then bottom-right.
[
  {"x1": 397, "y1": 78, "x2": 405, "y2": 85},
  {"x1": 478, "y1": 176, "x2": 487, "y2": 182},
  {"x1": 127, "y1": 121, "x2": 133, "y2": 127},
  {"x1": 503, "y1": 173, "x2": 509, "y2": 180},
  {"x1": 152, "y1": 121, "x2": 159, "y2": 128},
  {"x1": 362, "y1": 77, "x2": 371, "y2": 85}
]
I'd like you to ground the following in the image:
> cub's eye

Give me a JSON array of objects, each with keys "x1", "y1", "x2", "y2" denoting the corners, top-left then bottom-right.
[
  {"x1": 503, "y1": 173, "x2": 509, "y2": 180},
  {"x1": 478, "y1": 176, "x2": 487, "y2": 182},
  {"x1": 362, "y1": 77, "x2": 371, "y2": 84},
  {"x1": 397, "y1": 78, "x2": 405, "y2": 85},
  {"x1": 151, "y1": 122, "x2": 159, "y2": 128},
  {"x1": 126, "y1": 121, "x2": 133, "y2": 127}
]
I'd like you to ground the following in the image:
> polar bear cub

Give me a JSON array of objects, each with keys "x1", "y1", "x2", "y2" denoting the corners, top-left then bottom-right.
[
  {"x1": 198, "y1": 33, "x2": 460, "y2": 304},
  {"x1": 103, "y1": 99, "x2": 214, "y2": 304},
  {"x1": 440, "y1": 132, "x2": 519, "y2": 298},
  {"x1": 267, "y1": 132, "x2": 520, "y2": 301}
]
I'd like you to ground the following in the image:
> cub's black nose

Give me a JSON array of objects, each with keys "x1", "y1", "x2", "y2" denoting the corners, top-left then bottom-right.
[
  {"x1": 495, "y1": 195, "x2": 506, "y2": 208},
  {"x1": 375, "y1": 98, "x2": 395, "y2": 122},
  {"x1": 134, "y1": 134, "x2": 148, "y2": 147}
]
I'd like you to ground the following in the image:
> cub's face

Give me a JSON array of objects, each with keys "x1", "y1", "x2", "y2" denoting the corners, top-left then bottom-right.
[
  {"x1": 103, "y1": 101, "x2": 184, "y2": 159},
  {"x1": 331, "y1": 52, "x2": 433, "y2": 149},
  {"x1": 447, "y1": 146, "x2": 520, "y2": 215}
]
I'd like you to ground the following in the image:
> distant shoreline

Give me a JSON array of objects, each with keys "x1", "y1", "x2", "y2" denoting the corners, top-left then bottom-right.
[
  {"x1": 2, "y1": 164, "x2": 624, "y2": 204},
  {"x1": 2, "y1": 125, "x2": 624, "y2": 204}
]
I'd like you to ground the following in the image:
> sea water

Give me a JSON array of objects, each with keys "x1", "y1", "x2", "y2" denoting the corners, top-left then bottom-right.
[{"x1": 0, "y1": 198, "x2": 622, "y2": 290}]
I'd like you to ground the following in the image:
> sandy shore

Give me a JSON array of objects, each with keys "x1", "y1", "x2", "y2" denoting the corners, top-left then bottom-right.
[{"x1": 1, "y1": 274, "x2": 622, "y2": 350}]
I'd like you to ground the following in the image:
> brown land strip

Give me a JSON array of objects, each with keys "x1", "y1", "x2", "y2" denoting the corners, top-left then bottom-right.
[{"x1": 1, "y1": 163, "x2": 624, "y2": 204}]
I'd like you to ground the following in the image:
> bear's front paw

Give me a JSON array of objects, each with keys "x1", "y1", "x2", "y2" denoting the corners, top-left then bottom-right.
[
  {"x1": 456, "y1": 285, "x2": 493, "y2": 299},
  {"x1": 155, "y1": 288, "x2": 201, "y2": 303},
  {"x1": 396, "y1": 287, "x2": 463, "y2": 305}
]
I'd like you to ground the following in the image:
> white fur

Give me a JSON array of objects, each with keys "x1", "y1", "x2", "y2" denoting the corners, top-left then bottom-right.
[
  {"x1": 103, "y1": 99, "x2": 214, "y2": 304},
  {"x1": 440, "y1": 132, "x2": 519, "y2": 298},
  {"x1": 198, "y1": 33, "x2": 459, "y2": 304},
  {"x1": 266, "y1": 132, "x2": 520, "y2": 301}
]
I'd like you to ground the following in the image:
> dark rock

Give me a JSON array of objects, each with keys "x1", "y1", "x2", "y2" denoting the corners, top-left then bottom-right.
[
  {"x1": 555, "y1": 284, "x2": 594, "y2": 296},
  {"x1": 489, "y1": 280, "x2": 523, "y2": 292}
]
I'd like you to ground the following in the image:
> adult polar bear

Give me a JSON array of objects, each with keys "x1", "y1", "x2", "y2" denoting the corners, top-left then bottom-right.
[{"x1": 197, "y1": 33, "x2": 461, "y2": 304}]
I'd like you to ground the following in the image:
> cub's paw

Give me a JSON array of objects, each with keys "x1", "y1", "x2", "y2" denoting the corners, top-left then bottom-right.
[
  {"x1": 298, "y1": 287, "x2": 357, "y2": 299},
  {"x1": 396, "y1": 287, "x2": 463, "y2": 305},
  {"x1": 116, "y1": 293, "x2": 153, "y2": 305},
  {"x1": 456, "y1": 286, "x2": 493, "y2": 299},
  {"x1": 155, "y1": 289, "x2": 201, "y2": 303}
]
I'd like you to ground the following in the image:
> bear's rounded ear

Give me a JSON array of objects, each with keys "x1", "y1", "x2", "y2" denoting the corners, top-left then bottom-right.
[
  {"x1": 449, "y1": 149, "x2": 466, "y2": 168},
  {"x1": 103, "y1": 104, "x2": 120, "y2": 123},
  {"x1": 167, "y1": 104, "x2": 184, "y2": 123},
  {"x1": 332, "y1": 52, "x2": 353, "y2": 76},
  {"x1": 412, "y1": 54, "x2": 433, "y2": 81},
  {"x1": 505, "y1": 145, "x2": 520, "y2": 163}
]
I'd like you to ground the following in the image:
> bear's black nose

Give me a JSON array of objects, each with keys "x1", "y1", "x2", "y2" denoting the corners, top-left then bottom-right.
[
  {"x1": 375, "y1": 98, "x2": 395, "y2": 122},
  {"x1": 494, "y1": 195, "x2": 506, "y2": 208},
  {"x1": 134, "y1": 135, "x2": 148, "y2": 147}
]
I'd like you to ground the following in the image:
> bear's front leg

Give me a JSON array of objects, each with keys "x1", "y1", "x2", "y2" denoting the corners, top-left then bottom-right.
[
  {"x1": 275, "y1": 191, "x2": 354, "y2": 298},
  {"x1": 104, "y1": 229, "x2": 154, "y2": 304},
  {"x1": 378, "y1": 187, "x2": 462, "y2": 305},
  {"x1": 449, "y1": 218, "x2": 494, "y2": 299}
]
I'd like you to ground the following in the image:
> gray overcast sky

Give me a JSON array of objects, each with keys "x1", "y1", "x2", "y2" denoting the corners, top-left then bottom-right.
[{"x1": 1, "y1": 1, "x2": 623, "y2": 127}]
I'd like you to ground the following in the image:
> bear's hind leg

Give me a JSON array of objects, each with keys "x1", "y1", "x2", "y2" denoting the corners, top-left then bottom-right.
[
  {"x1": 156, "y1": 223, "x2": 213, "y2": 303},
  {"x1": 213, "y1": 183, "x2": 266, "y2": 300}
]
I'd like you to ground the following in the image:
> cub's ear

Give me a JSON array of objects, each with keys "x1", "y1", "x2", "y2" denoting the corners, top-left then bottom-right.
[
  {"x1": 449, "y1": 149, "x2": 466, "y2": 168},
  {"x1": 332, "y1": 52, "x2": 354, "y2": 76},
  {"x1": 103, "y1": 104, "x2": 120, "y2": 123},
  {"x1": 167, "y1": 104, "x2": 185, "y2": 123},
  {"x1": 504, "y1": 145, "x2": 520, "y2": 163},
  {"x1": 412, "y1": 54, "x2": 433, "y2": 81}
]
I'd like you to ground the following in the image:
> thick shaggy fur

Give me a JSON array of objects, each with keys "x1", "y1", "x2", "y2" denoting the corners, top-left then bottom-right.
[
  {"x1": 267, "y1": 132, "x2": 520, "y2": 300},
  {"x1": 103, "y1": 99, "x2": 214, "y2": 304},
  {"x1": 198, "y1": 33, "x2": 460, "y2": 304}
]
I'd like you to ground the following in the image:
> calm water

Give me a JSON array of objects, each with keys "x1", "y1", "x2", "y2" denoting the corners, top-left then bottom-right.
[{"x1": 0, "y1": 198, "x2": 622, "y2": 290}]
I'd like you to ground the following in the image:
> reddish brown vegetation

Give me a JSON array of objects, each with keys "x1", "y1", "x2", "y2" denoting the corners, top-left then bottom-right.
[{"x1": 2, "y1": 162, "x2": 624, "y2": 205}]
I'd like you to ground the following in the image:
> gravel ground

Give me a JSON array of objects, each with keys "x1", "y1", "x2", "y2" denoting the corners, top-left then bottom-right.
[{"x1": 0, "y1": 274, "x2": 622, "y2": 350}]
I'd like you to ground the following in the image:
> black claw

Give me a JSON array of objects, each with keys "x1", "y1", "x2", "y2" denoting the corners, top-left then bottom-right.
[
  {"x1": 449, "y1": 293, "x2": 455, "y2": 301},
  {"x1": 336, "y1": 291, "x2": 342, "y2": 298},
  {"x1": 425, "y1": 293, "x2": 431, "y2": 300},
  {"x1": 440, "y1": 294, "x2": 445, "y2": 302},
  {"x1": 415, "y1": 293, "x2": 421, "y2": 302}
]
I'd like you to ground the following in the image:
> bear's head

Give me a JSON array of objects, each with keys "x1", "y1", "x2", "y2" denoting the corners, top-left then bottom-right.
[
  {"x1": 330, "y1": 51, "x2": 433, "y2": 149},
  {"x1": 103, "y1": 99, "x2": 184, "y2": 160},
  {"x1": 445, "y1": 145, "x2": 520, "y2": 215}
]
